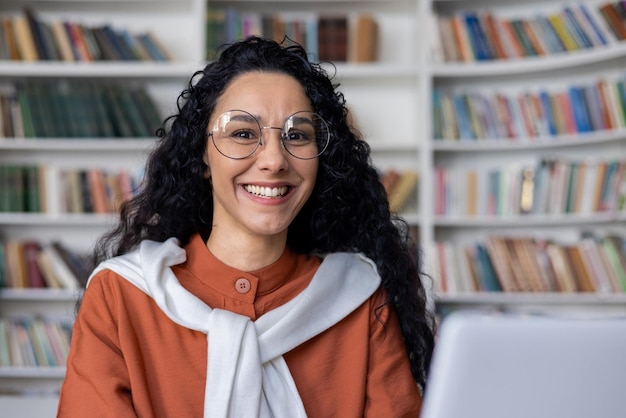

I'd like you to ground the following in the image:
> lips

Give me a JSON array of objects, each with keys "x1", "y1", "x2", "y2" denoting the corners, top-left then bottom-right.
[{"x1": 243, "y1": 184, "x2": 290, "y2": 198}]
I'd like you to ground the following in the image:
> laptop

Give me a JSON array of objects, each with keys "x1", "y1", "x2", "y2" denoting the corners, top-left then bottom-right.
[{"x1": 420, "y1": 311, "x2": 626, "y2": 418}]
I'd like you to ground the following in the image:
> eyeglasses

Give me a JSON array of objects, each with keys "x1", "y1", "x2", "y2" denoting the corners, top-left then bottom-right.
[{"x1": 208, "y1": 110, "x2": 330, "y2": 160}]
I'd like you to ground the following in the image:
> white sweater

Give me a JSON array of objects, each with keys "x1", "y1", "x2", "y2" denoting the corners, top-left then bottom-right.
[{"x1": 89, "y1": 238, "x2": 381, "y2": 418}]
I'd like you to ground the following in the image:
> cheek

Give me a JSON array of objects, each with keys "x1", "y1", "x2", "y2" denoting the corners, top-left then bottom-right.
[{"x1": 301, "y1": 162, "x2": 319, "y2": 193}]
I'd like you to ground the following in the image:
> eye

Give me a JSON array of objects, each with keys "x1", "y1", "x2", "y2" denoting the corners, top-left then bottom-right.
[
  {"x1": 231, "y1": 129, "x2": 258, "y2": 141},
  {"x1": 284, "y1": 130, "x2": 312, "y2": 143}
]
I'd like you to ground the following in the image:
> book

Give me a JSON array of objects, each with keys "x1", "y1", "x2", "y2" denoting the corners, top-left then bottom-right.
[
  {"x1": 597, "y1": 238, "x2": 624, "y2": 292},
  {"x1": 570, "y1": 5, "x2": 606, "y2": 47},
  {"x1": 79, "y1": 170, "x2": 94, "y2": 213},
  {"x1": 569, "y1": 86, "x2": 593, "y2": 133},
  {"x1": 2, "y1": 18, "x2": 20, "y2": 60},
  {"x1": 500, "y1": 237, "x2": 531, "y2": 292},
  {"x1": 27, "y1": 319, "x2": 51, "y2": 366},
  {"x1": 4, "y1": 241, "x2": 28, "y2": 288},
  {"x1": 520, "y1": 19, "x2": 547, "y2": 56},
  {"x1": 37, "y1": 244, "x2": 81, "y2": 290},
  {"x1": 36, "y1": 249, "x2": 62, "y2": 289},
  {"x1": 545, "y1": 243, "x2": 578, "y2": 292},
  {"x1": 450, "y1": 14, "x2": 474, "y2": 61},
  {"x1": 112, "y1": 86, "x2": 152, "y2": 137},
  {"x1": 353, "y1": 15, "x2": 378, "y2": 62},
  {"x1": 536, "y1": 15, "x2": 566, "y2": 53},
  {"x1": 548, "y1": 14, "x2": 579, "y2": 51},
  {"x1": 88, "y1": 169, "x2": 109, "y2": 214},
  {"x1": 437, "y1": 16, "x2": 459, "y2": 62},
  {"x1": 577, "y1": 237, "x2": 616, "y2": 293},
  {"x1": 23, "y1": 8, "x2": 51, "y2": 60},
  {"x1": 509, "y1": 19, "x2": 538, "y2": 56},
  {"x1": 531, "y1": 239, "x2": 558, "y2": 292},
  {"x1": 388, "y1": 170, "x2": 418, "y2": 213},
  {"x1": 101, "y1": 86, "x2": 135, "y2": 137},
  {"x1": 51, "y1": 242, "x2": 91, "y2": 287},
  {"x1": 23, "y1": 240, "x2": 46, "y2": 288},
  {"x1": 12, "y1": 15, "x2": 38, "y2": 61},
  {"x1": 598, "y1": 2, "x2": 626, "y2": 40},
  {"x1": 561, "y1": 7, "x2": 592, "y2": 49},
  {"x1": 317, "y1": 16, "x2": 348, "y2": 62},
  {"x1": 473, "y1": 243, "x2": 502, "y2": 292},
  {"x1": 79, "y1": 25, "x2": 103, "y2": 60},
  {"x1": 91, "y1": 26, "x2": 122, "y2": 60},
  {"x1": 65, "y1": 21, "x2": 93, "y2": 61},
  {"x1": 464, "y1": 12, "x2": 493, "y2": 60},
  {"x1": 481, "y1": 12, "x2": 507, "y2": 59},
  {"x1": 565, "y1": 245, "x2": 596, "y2": 292},
  {"x1": 484, "y1": 236, "x2": 518, "y2": 292}
]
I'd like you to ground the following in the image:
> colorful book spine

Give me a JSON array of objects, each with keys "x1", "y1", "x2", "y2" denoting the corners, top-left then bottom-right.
[
  {"x1": 1, "y1": 8, "x2": 172, "y2": 62},
  {"x1": 432, "y1": 74, "x2": 626, "y2": 141},
  {"x1": 433, "y1": 3, "x2": 618, "y2": 62},
  {"x1": 434, "y1": 159, "x2": 626, "y2": 217},
  {"x1": 433, "y1": 235, "x2": 626, "y2": 295}
]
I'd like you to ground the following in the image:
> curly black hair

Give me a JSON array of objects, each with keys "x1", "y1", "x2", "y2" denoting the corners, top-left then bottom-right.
[{"x1": 93, "y1": 36, "x2": 435, "y2": 389}]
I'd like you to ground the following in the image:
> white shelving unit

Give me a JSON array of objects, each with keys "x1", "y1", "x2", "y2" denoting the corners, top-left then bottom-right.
[
  {"x1": 0, "y1": 0, "x2": 206, "y2": 413},
  {"x1": 424, "y1": 0, "x2": 626, "y2": 312}
]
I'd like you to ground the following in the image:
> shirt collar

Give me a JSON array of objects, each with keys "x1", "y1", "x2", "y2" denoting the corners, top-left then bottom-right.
[{"x1": 183, "y1": 234, "x2": 299, "y2": 300}]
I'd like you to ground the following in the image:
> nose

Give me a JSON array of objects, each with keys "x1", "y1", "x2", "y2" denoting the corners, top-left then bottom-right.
[{"x1": 257, "y1": 127, "x2": 289, "y2": 172}]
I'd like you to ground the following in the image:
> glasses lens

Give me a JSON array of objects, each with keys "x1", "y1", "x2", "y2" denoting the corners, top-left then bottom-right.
[
  {"x1": 210, "y1": 110, "x2": 330, "y2": 160},
  {"x1": 212, "y1": 110, "x2": 261, "y2": 159},
  {"x1": 283, "y1": 111, "x2": 330, "y2": 159}
]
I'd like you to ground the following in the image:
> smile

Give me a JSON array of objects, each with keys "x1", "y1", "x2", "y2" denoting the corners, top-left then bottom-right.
[{"x1": 243, "y1": 184, "x2": 290, "y2": 198}]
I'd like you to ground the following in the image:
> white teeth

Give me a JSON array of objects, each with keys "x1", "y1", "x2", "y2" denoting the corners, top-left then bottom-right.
[{"x1": 244, "y1": 185, "x2": 289, "y2": 198}]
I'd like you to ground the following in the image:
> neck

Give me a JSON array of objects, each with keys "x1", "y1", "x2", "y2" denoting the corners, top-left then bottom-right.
[{"x1": 206, "y1": 228, "x2": 287, "y2": 272}]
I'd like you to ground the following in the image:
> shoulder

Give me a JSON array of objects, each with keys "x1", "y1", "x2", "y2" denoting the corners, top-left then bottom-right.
[
  {"x1": 320, "y1": 252, "x2": 379, "y2": 276},
  {"x1": 87, "y1": 237, "x2": 184, "y2": 287}
]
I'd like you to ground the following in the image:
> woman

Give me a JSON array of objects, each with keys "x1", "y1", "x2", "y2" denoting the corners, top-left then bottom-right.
[{"x1": 57, "y1": 37, "x2": 435, "y2": 417}]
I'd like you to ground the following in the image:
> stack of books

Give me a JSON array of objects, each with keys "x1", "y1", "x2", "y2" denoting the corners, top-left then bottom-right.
[
  {"x1": 0, "y1": 8, "x2": 171, "y2": 62},
  {"x1": 432, "y1": 2, "x2": 623, "y2": 62}
]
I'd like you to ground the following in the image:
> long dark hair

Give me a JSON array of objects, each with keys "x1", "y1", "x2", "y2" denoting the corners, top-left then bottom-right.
[{"x1": 93, "y1": 36, "x2": 435, "y2": 389}]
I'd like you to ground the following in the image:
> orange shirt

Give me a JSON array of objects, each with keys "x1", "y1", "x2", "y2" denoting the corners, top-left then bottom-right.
[{"x1": 57, "y1": 234, "x2": 421, "y2": 417}]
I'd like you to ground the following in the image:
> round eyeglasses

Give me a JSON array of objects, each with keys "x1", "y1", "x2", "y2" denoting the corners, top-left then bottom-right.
[{"x1": 208, "y1": 110, "x2": 330, "y2": 160}]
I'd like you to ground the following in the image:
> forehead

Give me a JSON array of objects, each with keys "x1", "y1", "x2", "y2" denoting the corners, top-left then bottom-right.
[{"x1": 214, "y1": 72, "x2": 312, "y2": 117}]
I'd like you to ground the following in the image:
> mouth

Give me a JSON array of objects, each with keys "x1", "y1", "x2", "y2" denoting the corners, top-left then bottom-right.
[{"x1": 243, "y1": 184, "x2": 291, "y2": 198}]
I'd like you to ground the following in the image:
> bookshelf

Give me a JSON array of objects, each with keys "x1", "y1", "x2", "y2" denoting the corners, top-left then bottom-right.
[
  {"x1": 0, "y1": 0, "x2": 206, "y2": 412},
  {"x1": 424, "y1": 0, "x2": 626, "y2": 314}
]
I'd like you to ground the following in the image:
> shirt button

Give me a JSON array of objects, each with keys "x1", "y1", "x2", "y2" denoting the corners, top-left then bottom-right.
[{"x1": 235, "y1": 278, "x2": 251, "y2": 294}]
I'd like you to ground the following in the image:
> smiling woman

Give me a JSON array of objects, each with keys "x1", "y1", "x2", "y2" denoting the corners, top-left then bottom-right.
[
  {"x1": 56, "y1": 36, "x2": 435, "y2": 418},
  {"x1": 204, "y1": 72, "x2": 320, "y2": 261}
]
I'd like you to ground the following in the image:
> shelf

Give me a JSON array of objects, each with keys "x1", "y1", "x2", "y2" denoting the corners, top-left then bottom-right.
[
  {"x1": 434, "y1": 212, "x2": 626, "y2": 227},
  {"x1": 0, "y1": 288, "x2": 79, "y2": 302},
  {"x1": 436, "y1": 292, "x2": 626, "y2": 309},
  {"x1": 0, "y1": 367, "x2": 66, "y2": 379},
  {"x1": 368, "y1": 141, "x2": 420, "y2": 153},
  {"x1": 432, "y1": 129, "x2": 626, "y2": 152},
  {"x1": 0, "y1": 138, "x2": 155, "y2": 151},
  {"x1": 0, "y1": 213, "x2": 116, "y2": 226},
  {"x1": 0, "y1": 61, "x2": 199, "y2": 79},
  {"x1": 326, "y1": 62, "x2": 419, "y2": 79},
  {"x1": 431, "y1": 43, "x2": 626, "y2": 78}
]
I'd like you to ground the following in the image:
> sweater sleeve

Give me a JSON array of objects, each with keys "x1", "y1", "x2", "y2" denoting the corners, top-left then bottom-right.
[
  {"x1": 57, "y1": 270, "x2": 138, "y2": 418},
  {"x1": 364, "y1": 290, "x2": 422, "y2": 417}
]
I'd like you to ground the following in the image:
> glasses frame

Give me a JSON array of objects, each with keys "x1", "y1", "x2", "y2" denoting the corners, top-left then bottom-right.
[{"x1": 207, "y1": 109, "x2": 330, "y2": 160}]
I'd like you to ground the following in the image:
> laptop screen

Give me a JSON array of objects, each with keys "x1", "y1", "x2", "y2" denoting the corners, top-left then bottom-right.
[{"x1": 420, "y1": 312, "x2": 626, "y2": 418}]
